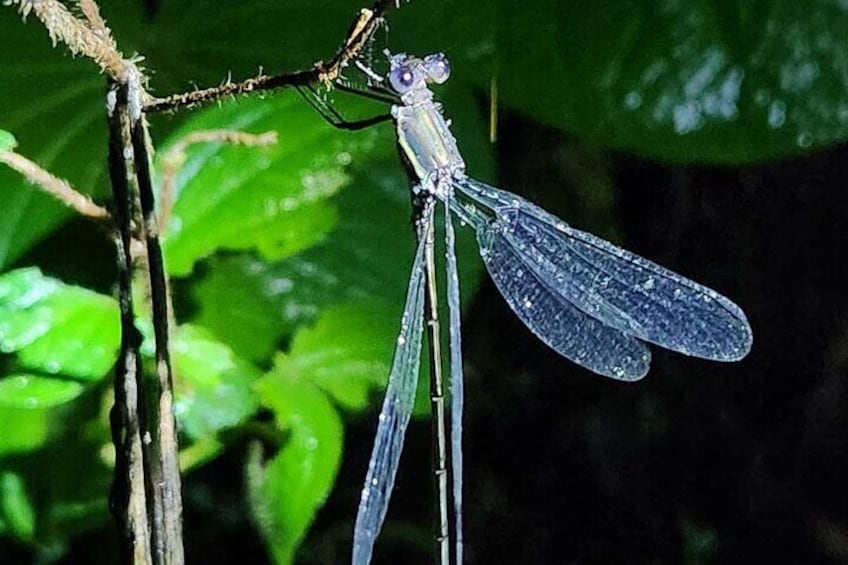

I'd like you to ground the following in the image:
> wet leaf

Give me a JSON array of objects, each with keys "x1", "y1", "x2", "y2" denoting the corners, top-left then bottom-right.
[
  {"x1": 0, "y1": 130, "x2": 17, "y2": 153},
  {"x1": 495, "y1": 0, "x2": 848, "y2": 163},
  {"x1": 0, "y1": 268, "x2": 119, "y2": 381},
  {"x1": 172, "y1": 324, "x2": 261, "y2": 440},
  {"x1": 251, "y1": 373, "x2": 343, "y2": 565},
  {"x1": 0, "y1": 374, "x2": 84, "y2": 410}
]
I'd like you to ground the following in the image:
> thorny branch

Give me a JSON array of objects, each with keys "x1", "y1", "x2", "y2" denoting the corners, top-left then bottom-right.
[
  {"x1": 7, "y1": 0, "x2": 145, "y2": 110},
  {"x1": 78, "y1": 0, "x2": 110, "y2": 38},
  {"x1": 144, "y1": 0, "x2": 399, "y2": 113},
  {"x1": 0, "y1": 150, "x2": 110, "y2": 220}
]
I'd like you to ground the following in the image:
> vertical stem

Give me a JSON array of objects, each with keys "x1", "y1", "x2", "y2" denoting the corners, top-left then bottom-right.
[
  {"x1": 130, "y1": 111, "x2": 185, "y2": 565},
  {"x1": 419, "y1": 198, "x2": 451, "y2": 565},
  {"x1": 106, "y1": 81, "x2": 153, "y2": 565},
  {"x1": 106, "y1": 78, "x2": 184, "y2": 565}
]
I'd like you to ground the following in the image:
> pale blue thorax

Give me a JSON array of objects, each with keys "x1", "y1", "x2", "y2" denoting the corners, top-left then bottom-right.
[{"x1": 389, "y1": 53, "x2": 465, "y2": 198}]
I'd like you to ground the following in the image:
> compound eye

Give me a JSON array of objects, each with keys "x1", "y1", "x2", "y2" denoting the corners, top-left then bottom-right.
[
  {"x1": 389, "y1": 65, "x2": 417, "y2": 94},
  {"x1": 423, "y1": 53, "x2": 451, "y2": 84}
]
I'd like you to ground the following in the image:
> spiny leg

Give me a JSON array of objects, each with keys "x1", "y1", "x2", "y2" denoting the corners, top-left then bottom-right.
[{"x1": 295, "y1": 83, "x2": 391, "y2": 131}]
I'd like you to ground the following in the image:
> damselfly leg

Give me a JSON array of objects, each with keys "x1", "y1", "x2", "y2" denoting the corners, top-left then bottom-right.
[{"x1": 295, "y1": 83, "x2": 391, "y2": 131}]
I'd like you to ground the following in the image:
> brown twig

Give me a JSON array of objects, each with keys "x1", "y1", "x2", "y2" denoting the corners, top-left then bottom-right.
[
  {"x1": 78, "y1": 0, "x2": 114, "y2": 44},
  {"x1": 106, "y1": 81, "x2": 154, "y2": 565},
  {"x1": 0, "y1": 151, "x2": 110, "y2": 221},
  {"x1": 130, "y1": 112, "x2": 185, "y2": 565},
  {"x1": 8, "y1": 0, "x2": 137, "y2": 83},
  {"x1": 144, "y1": 0, "x2": 397, "y2": 114},
  {"x1": 107, "y1": 80, "x2": 187, "y2": 565}
]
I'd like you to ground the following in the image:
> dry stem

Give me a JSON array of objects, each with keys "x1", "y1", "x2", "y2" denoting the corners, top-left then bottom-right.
[
  {"x1": 144, "y1": 0, "x2": 398, "y2": 113},
  {"x1": 0, "y1": 151, "x2": 110, "y2": 220}
]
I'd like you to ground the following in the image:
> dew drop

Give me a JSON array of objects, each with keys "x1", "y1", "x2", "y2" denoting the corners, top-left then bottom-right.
[
  {"x1": 624, "y1": 91, "x2": 642, "y2": 110},
  {"x1": 767, "y1": 100, "x2": 786, "y2": 128},
  {"x1": 169, "y1": 217, "x2": 183, "y2": 233},
  {"x1": 264, "y1": 198, "x2": 278, "y2": 217},
  {"x1": 267, "y1": 277, "x2": 293, "y2": 295}
]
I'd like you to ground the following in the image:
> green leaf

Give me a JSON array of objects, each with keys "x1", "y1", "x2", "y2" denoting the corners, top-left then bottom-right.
[
  {"x1": 190, "y1": 93, "x2": 489, "y2": 366},
  {"x1": 495, "y1": 0, "x2": 848, "y2": 163},
  {"x1": 0, "y1": 407, "x2": 52, "y2": 457},
  {"x1": 0, "y1": 130, "x2": 17, "y2": 153},
  {"x1": 0, "y1": 374, "x2": 84, "y2": 409},
  {"x1": 252, "y1": 374, "x2": 343, "y2": 565},
  {"x1": 188, "y1": 159, "x2": 408, "y2": 364},
  {"x1": 274, "y1": 303, "x2": 395, "y2": 412},
  {"x1": 159, "y1": 94, "x2": 385, "y2": 276},
  {"x1": 0, "y1": 398, "x2": 113, "y2": 545},
  {"x1": 0, "y1": 472, "x2": 35, "y2": 542},
  {"x1": 27, "y1": 439, "x2": 112, "y2": 545},
  {"x1": 172, "y1": 324, "x2": 261, "y2": 440},
  {"x1": 0, "y1": 268, "x2": 119, "y2": 381}
]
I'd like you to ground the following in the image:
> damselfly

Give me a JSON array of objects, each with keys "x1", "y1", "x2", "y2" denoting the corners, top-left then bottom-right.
[{"x1": 342, "y1": 52, "x2": 753, "y2": 565}]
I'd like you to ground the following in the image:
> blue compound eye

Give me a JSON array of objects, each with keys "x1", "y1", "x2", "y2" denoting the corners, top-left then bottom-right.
[
  {"x1": 423, "y1": 53, "x2": 451, "y2": 84},
  {"x1": 389, "y1": 65, "x2": 416, "y2": 94}
]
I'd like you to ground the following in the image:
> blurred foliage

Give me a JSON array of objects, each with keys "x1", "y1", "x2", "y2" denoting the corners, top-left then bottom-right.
[{"x1": 0, "y1": 0, "x2": 846, "y2": 564}]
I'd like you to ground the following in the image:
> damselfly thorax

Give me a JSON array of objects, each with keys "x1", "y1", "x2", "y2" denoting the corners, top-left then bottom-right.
[{"x1": 389, "y1": 53, "x2": 465, "y2": 197}]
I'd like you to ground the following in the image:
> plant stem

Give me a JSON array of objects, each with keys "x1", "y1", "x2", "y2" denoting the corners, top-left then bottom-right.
[
  {"x1": 144, "y1": 0, "x2": 398, "y2": 114},
  {"x1": 106, "y1": 81, "x2": 153, "y2": 565}
]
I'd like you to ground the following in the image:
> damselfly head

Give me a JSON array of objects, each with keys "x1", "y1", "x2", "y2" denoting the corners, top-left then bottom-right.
[{"x1": 386, "y1": 52, "x2": 452, "y2": 94}]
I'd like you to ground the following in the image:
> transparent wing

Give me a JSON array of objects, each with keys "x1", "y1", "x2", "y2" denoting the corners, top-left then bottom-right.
[
  {"x1": 478, "y1": 222, "x2": 651, "y2": 380},
  {"x1": 456, "y1": 178, "x2": 752, "y2": 363},
  {"x1": 352, "y1": 238, "x2": 426, "y2": 565},
  {"x1": 443, "y1": 199, "x2": 465, "y2": 565}
]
